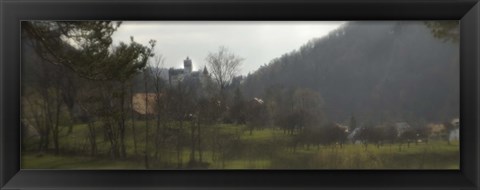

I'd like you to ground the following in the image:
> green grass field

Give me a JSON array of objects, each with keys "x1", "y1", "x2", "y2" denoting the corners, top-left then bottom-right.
[{"x1": 22, "y1": 122, "x2": 459, "y2": 169}]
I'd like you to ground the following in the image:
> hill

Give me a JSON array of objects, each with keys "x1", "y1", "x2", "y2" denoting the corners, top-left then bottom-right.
[{"x1": 242, "y1": 21, "x2": 459, "y2": 123}]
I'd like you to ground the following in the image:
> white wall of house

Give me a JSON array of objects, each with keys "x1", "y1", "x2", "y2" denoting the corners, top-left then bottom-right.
[{"x1": 449, "y1": 128, "x2": 459, "y2": 141}]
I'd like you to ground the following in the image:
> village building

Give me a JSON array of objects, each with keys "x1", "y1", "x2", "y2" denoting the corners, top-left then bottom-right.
[
  {"x1": 131, "y1": 93, "x2": 160, "y2": 115},
  {"x1": 449, "y1": 118, "x2": 460, "y2": 141}
]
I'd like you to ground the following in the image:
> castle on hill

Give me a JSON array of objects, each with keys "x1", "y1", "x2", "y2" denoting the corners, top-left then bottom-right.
[{"x1": 168, "y1": 57, "x2": 210, "y2": 87}]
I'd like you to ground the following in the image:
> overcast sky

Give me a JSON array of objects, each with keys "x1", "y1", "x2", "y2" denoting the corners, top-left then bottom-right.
[{"x1": 111, "y1": 21, "x2": 345, "y2": 75}]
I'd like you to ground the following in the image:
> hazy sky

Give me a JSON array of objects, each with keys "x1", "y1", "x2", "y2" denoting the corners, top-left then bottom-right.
[{"x1": 112, "y1": 21, "x2": 345, "y2": 75}]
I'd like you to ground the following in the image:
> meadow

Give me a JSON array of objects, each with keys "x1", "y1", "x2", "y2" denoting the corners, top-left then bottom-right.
[{"x1": 22, "y1": 122, "x2": 459, "y2": 170}]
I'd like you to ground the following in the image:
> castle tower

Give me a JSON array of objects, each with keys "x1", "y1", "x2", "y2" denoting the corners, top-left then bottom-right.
[
  {"x1": 184, "y1": 57, "x2": 192, "y2": 74},
  {"x1": 203, "y1": 65, "x2": 209, "y2": 75}
]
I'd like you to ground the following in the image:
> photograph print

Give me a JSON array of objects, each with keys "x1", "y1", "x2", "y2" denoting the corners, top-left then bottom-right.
[{"x1": 21, "y1": 21, "x2": 459, "y2": 169}]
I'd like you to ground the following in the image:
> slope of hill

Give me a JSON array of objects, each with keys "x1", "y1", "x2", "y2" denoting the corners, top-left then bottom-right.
[{"x1": 242, "y1": 21, "x2": 459, "y2": 123}]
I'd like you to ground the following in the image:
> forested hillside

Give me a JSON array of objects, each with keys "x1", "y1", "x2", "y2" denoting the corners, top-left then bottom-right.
[{"x1": 242, "y1": 21, "x2": 459, "y2": 123}]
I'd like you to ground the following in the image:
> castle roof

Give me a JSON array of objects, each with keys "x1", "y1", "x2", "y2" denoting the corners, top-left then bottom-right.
[{"x1": 203, "y1": 66, "x2": 209, "y2": 75}]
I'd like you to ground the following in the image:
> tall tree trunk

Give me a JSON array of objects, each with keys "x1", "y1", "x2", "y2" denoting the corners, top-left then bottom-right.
[
  {"x1": 53, "y1": 99, "x2": 61, "y2": 155},
  {"x1": 176, "y1": 121, "x2": 184, "y2": 168},
  {"x1": 130, "y1": 85, "x2": 138, "y2": 155},
  {"x1": 144, "y1": 73, "x2": 150, "y2": 169},
  {"x1": 87, "y1": 122, "x2": 97, "y2": 156},
  {"x1": 154, "y1": 115, "x2": 161, "y2": 161},
  {"x1": 189, "y1": 121, "x2": 196, "y2": 165},
  {"x1": 52, "y1": 86, "x2": 62, "y2": 155},
  {"x1": 154, "y1": 76, "x2": 163, "y2": 163},
  {"x1": 105, "y1": 118, "x2": 120, "y2": 159},
  {"x1": 119, "y1": 82, "x2": 127, "y2": 159},
  {"x1": 154, "y1": 85, "x2": 162, "y2": 161},
  {"x1": 197, "y1": 121, "x2": 203, "y2": 163},
  {"x1": 42, "y1": 95, "x2": 52, "y2": 152}
]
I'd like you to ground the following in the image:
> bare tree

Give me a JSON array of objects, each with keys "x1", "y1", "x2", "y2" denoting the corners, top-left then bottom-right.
[
  {"x1": 130, "y1": 83, "x2": 138, "y2": 155},
  {"x1": 143, "y1": 68, "x2": 150, "y2": 169},
  {"x1": 205, "y1": 46, "x2": 244, "y2": 91},
  {"x1": 148, "y1": 55, "x2": 167, "y2": 162}
]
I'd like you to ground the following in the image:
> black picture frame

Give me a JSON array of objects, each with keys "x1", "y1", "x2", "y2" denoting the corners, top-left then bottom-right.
[{"x1": 1, "y1": 0, "x2": 479, "y2": 189}]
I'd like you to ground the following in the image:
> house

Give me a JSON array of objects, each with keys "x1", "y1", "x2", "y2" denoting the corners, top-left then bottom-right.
[
  {"x1": 347, "y1": 127, "x2": 362, "y2": 144},
  {"x1": 449, "y1": 118, "x2": 460, "y2": 141},
  {"x1": 451, "y1": 118, "x2": 459, "y2": 127},
  {"x1": 449, "y1": 128, "x2": 459, "y2": 141},
  {"x1": 335, "y1": 123, "x2": 349, "y2": 133},
  {"x1": 131, "y1": 93, "x2": 162, "y2": 115},
  {"x1": 426, "y1": 123, "x2": 446, "y2": 138},
  {"x1": 253, "y1": 97, "x2": 264, "y2": 104}
]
